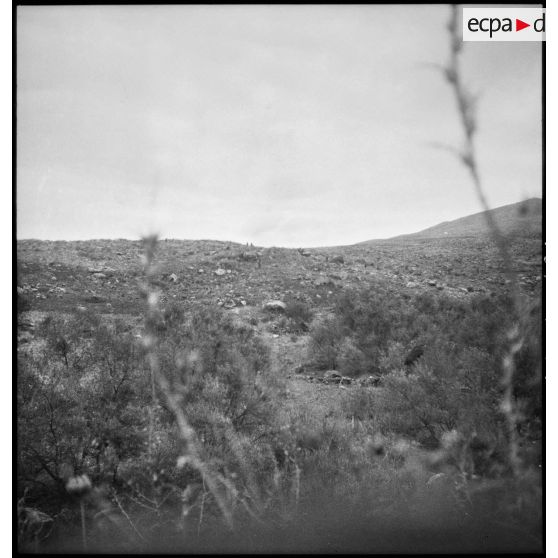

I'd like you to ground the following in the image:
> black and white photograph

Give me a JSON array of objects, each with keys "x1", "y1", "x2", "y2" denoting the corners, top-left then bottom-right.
[{"x1": 15, "y1": 3, "x2": 544, "y2": 553}]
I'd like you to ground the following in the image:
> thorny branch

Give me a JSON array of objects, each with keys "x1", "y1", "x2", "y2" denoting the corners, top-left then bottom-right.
[
  {"x1": 140, "y1": 234, "x2": 235, "y2": 529},
  {"x1": 442, "y1": 5, "x2": 530, "y2": 478}
]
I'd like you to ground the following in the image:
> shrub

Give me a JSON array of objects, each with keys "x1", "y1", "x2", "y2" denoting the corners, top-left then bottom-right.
[
  {"x1": 342, "y1": 389, "x2": 377, "y2": 422},
  {"x1": 337, "y1": 337, "x2": 367, "y2": 377},
  {"x1": 18, "y1": 313, "x2": 150, "y2": 512},
  {"x1": 307, "y1": 315, "x2": 346, "y2": 370},
  {"x1": 284, "y1": 300, "x2": 313, "y2": 324},
  {"x1": 17, "y1": 292, "x2": 31, "y2": 314},
  {"x1": 378, "y1": 341, "x2": 406, "y2": 373},
  {"x1": 334, "y1": 289, "x2": 400, "y2": 370}
]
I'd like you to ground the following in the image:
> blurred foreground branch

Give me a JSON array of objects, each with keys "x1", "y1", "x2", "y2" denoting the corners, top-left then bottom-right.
[
  {"x1": 140, "y1": 234, "x2": 235, "y2": 529},
  {"x1": 442, "y1": 5, "x2": 530, "y2": 478}
]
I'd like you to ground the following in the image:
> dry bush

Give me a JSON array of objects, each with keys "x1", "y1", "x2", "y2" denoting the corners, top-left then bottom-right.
[
  {"x1": 307, "y1": 315, "x2": 345, "y2": 370},
  {"x1": 284, "y1": 299, "x2": 313, "y2": 324}
]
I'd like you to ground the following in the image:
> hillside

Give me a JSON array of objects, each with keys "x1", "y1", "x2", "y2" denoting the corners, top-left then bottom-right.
[
  {"x1": 355, "y1": 199, "x2": 542, "y2": 245},
  {"x1": 397, "y1": 198, "x2": 541, "y2": 240},
  {"x1": 16, "y1": 204, "x2": 543, "y2": 554}
]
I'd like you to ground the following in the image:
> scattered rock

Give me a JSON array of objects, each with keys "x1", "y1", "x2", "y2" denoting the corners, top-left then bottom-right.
[
  {"x1": 84, "y1": 295, "x2": 106, "y2": 304},
  {"x1": 263, "y1": 300, "x2": 287, "y2": 312},
  {"x1": 47, "y1": 286, "x2": 66, "y2": 294},
  {"x1": 331, "y1": 255, "x2": 344, "y2": 264},
  {"x1": 314, "y1": 276, "x2": 335, "y2": 287},
  {"x1": 426, "y1": 472, "x2": 449, "y2": 488},
  {"x1": 92, "y1": 273, "x2": 107, "y2": 279},
  {"x1": 427, "y1": 280, "x2": 437, "y2": 287},
  {"x1": 239, "y1": 252, "x2": 259, "y2": 262},
  {"x1": 321, "y1": 371, "x2": 351, "y2": 385},
  {"x1": 169, "y1": 273, "x2": 178, "y2": 283},
  {"x1": 214, "y1": 268, "x2": 226, "y2": 276}
]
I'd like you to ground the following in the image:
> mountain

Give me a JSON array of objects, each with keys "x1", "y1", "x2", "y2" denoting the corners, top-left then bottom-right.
[{"x1": 388, "y1": 198, "x2": 542, "y2": 241}]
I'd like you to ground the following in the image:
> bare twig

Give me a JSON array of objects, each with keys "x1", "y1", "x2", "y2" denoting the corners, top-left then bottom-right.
[
  {"x1": 80, "y1": 501, "x2": 87, "y2": 552},
  {"x1": 141, "y1": 235, "x2": 235, "y2": 529},
  {"x1": 441, "y1": 5, "x2": 526, "y2": 477},
  {"x1": 197, "y1": 483, "x2": 206, "y2": 537},
  {"x1": 113, "y1": 492, "x2": 147, "y2": 543}
]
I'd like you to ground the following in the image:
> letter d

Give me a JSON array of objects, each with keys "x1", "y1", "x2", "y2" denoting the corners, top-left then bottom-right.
[{"x1": 534, "y1": 13, "x2": 545, "y2": 33}]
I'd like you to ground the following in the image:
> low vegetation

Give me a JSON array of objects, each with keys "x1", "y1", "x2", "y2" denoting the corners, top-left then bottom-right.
[{"x1": 17, "y1": 236, "x2": 542, "y2": 553}]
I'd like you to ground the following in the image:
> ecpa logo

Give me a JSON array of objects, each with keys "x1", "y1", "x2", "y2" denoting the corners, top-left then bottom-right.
[{"x1": 463, "y1": 8, "x2": 545, "y2": 41}]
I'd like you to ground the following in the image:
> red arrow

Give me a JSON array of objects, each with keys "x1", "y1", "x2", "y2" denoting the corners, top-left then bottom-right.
[{"x1": 516, "y1": 19, "x2": 530, "y2": 31}]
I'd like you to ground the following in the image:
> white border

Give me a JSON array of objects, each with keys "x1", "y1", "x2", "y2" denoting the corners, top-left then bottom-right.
[
  {"x1": 2, "y1": 0, "x2": 12, "y2": 553},
  {"x1": 6, "y1": 2, "x2": 549, "y2": 554},
  {"x1": 545, "y1": 0, "x2": 554, "y2": 553}
]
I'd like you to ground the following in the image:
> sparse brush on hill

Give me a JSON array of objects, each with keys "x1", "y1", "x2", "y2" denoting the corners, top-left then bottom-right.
[
  {"x1": 17, "y1": 233, "x2": 542, "y2": 552},
  {"x1": 284, "y1": 299, "x2": 313, "y2": 332}
]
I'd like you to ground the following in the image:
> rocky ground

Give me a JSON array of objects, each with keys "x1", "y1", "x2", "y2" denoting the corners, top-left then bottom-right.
[
  {"x1": 17, "y1": 233, "x2": 542, "y2": 315},
  {"x1": 17, "y1": 233, "x2": 542, "y2": 405}
]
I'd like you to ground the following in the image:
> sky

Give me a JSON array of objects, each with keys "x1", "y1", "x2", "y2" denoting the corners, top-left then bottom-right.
[{"x1": 17, "y1": 4, "x2": 542, "y2": 247}]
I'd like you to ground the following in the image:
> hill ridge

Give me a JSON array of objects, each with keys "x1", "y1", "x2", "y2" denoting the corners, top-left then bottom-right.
[{"x1": 359, "y1": 198, "x2": 542, "y2": 245}]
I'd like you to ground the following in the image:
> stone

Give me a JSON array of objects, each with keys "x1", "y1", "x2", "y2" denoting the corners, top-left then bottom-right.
[
  {"x1": 84, "y1": 295, "x2": 106, "y2": 303},
  {"x1": 314, "y1": 276, "x2": 335, "y2": 287},
  {"x1": 169, "y1": 273, "x2": 178, "y2": 283},
  {"x1": 214, "y1": 268, "x2": 226, "y2": 276},
  {"x1": 240, "y1": 252, "x2": 259, "y2": 262},
  {"x1": 426, "y1": 472, "x2": 448, "y2": 488},
  {"x1": 92, "y1": 273, "x2": 107, "y2": 279},
  {"x1": 427, "y1": 280, "x2": 437, "y2": 287},
  {"x1": 263, "y1": 300, "x2": 286, "y2": 312},
  {"x1": 331, "y1": 255, "x2": 344, "y2": 264}
]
